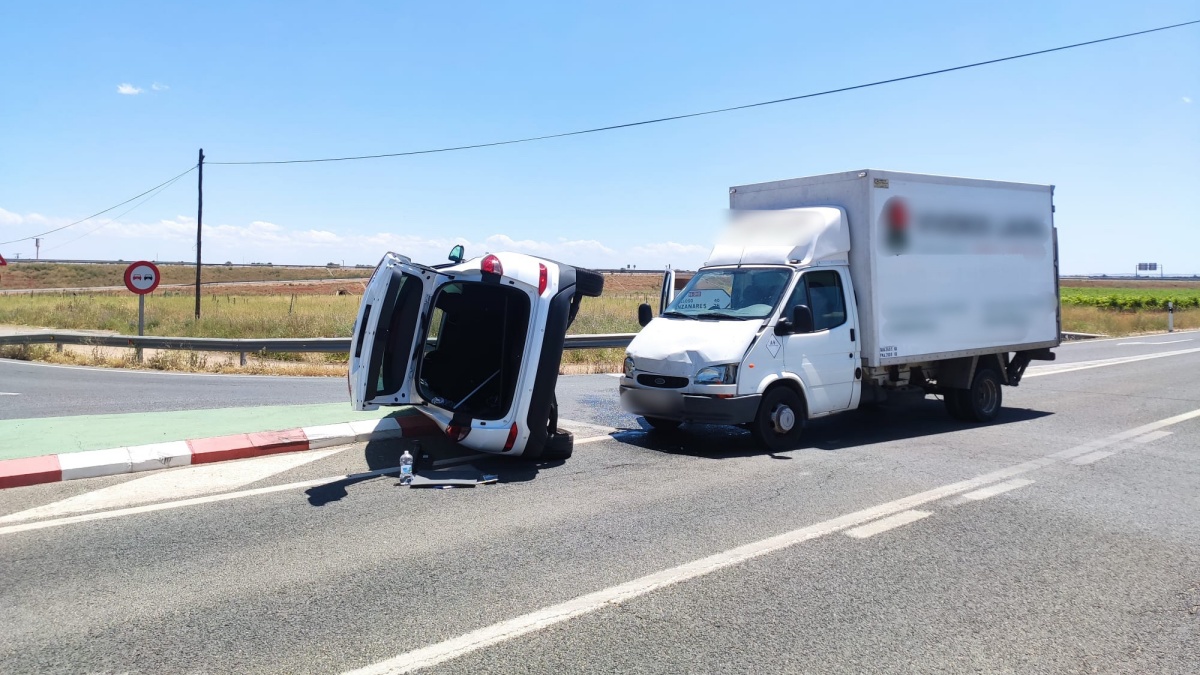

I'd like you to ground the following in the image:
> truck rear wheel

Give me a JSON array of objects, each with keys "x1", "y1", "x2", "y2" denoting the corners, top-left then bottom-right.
[
  {"x1": 963, "y1": 368, "x2": 1003, "y2": 423},
  {"x1": 750, "y1": 387, "x2": 805, "y2": 451}
]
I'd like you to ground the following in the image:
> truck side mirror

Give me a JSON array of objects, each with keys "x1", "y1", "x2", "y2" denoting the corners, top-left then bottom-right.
[
  {"x1": 638, "y1": 303, "x2": 653, "y2": 327},
  {"x1": 792, "y1": 305, "x2": 815, "y2": 334}
]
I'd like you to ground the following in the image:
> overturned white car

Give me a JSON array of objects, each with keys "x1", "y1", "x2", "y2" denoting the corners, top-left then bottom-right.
[{"x1": 349, "y1": 246, "x2": 604, "y2": 460}]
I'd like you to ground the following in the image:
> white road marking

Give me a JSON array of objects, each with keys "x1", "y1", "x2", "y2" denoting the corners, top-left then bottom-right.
[
  {"x1": 0, "y1": 447, "x2": 345, "y2": 524},
  {"x1": 574, "y1": 434, "x2": 614, "y2": 446},
  {"x1": 342, "y1": 407, "x2": 1200, "y2": 675},
  {"x1": 960, "y1": 478, "x2": 1035, "y2": 501},
  {"x1": 1131, "y1": 430, "x2": 1172, "y2": 444},
  {"x1": 0, "y1": 392, "x2": 20, "y2": 395},
  {"x1": 1117, "y1": 339, "x2": 1191, "y2": 345},
  {"x1": 1024, "y1": 346, "x2": 1200, "y2": 378},
  {"x1": 560, "y1": 418, "x2": 618, "y2": 434},
  {"x1": 1071, "y1": 450, "x2": 1115, "y2": 465},
  {"x1": 844, "y1": 510, "x2": 932, "y2": 539}
]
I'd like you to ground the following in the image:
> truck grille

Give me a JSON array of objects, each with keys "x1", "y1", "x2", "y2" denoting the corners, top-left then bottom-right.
[{"x1": 637, "y1": 374, "x2": 689, "y2": 389}]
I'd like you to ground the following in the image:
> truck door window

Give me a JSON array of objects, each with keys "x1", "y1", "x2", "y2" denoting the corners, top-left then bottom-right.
[{"x1": 787, "y1": 270, "x2": 847, "y2": 332}]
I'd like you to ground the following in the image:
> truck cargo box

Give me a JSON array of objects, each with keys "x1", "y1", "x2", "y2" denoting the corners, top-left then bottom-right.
[{"x1": 729, "y1": 169, "x2": 1059, "y2": 368}]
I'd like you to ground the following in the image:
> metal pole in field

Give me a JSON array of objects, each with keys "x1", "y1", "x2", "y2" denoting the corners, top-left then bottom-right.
[
  {"x1": 1168, "y1": 301, "x2": 1174, "y2": 333},
  {"x1": 137, "y1": 293, "x2": 145, "y2": 363},
  {"x1": 195, "y1": 148, "x2": 204, "y2": 319}
]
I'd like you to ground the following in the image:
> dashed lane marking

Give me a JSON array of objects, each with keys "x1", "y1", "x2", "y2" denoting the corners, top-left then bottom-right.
[
  {"x1": 1071, "y1": 450, "x2": 1115, "y2": 466},
  {"x1": 844, "y1": 510, "x2": 932, "y2": 539},
  {"x1": 960, "y1": 478, "x2": 1035, "y2": 501}
]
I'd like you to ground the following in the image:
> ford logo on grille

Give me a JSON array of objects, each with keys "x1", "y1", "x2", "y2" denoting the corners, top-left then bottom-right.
[{"x1": 654, "y1": 377, "x2": 666, "y2": 385}]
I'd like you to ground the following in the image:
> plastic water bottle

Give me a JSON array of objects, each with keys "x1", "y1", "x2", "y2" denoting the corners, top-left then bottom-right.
[{"x1": 399, "y1": 450, "x2": 414, "y2": 485}]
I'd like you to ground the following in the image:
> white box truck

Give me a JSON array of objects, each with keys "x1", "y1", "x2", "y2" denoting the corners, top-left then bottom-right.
[{"x1": 620, "y1": 169, "x2": 1059, "y2": 449}]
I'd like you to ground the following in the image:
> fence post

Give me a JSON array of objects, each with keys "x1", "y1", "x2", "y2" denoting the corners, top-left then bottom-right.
[
  {"x1": 1168, "y1": 301, "x2": 1174, "y2": 333},
  {"x1": 240, "y1": 351, "x2": 247, "y2": 366}
]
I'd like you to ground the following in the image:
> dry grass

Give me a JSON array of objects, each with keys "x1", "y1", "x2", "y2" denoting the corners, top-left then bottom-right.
[
  {"x1": 1060, "y1": 305, "x2": 1198, "y2": 336},
  {"x1": 0, "y1": 262, "x2": 370, "y2": 290},
  {"x1": 0, "y1": 343, "x2": 344, "y2": 376}
]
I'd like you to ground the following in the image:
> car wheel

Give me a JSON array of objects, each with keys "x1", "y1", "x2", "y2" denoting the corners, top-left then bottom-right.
[
  {"x1": 750, "y1": 386, "x2": 805, "y2": 451},
  {"x1": 643, "y1": 416, "x2": 681, "y2": 432},
  {"x1": 575, "y1": 268, "x2": 605, "y2": 298},
  {"x1": 541, "y1": 428, "x2": 574, "y2": 460},
  {"x1": 962, "y1": 368, "x2": 1003, "y2": 423}
]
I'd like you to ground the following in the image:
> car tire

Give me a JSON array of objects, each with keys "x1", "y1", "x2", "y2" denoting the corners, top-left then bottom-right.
[
  {"x1": 575, "y1": 268, "x2": 605, "y2": 298},
  {"x1": 541, "y1": 428, "x2": 574, "y2": 460},
  {"x1": 643, "y1": 416, "x2": 681, "y2": 432},
  {"x1": 750, "y1": 386, "x2": 805, "y2": 451},
  {"x1": 962, "y1": 368, "x2": 1003, "y2": 423}
]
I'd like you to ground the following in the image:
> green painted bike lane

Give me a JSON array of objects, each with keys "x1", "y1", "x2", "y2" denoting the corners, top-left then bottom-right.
[{"x1": 0, "y1": 403, "x2": 416, "y2": 461}]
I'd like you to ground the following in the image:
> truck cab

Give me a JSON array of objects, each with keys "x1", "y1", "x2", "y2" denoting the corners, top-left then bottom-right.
[{"x1": 621, "y1": 207, "x2": 861, "y2": 449}]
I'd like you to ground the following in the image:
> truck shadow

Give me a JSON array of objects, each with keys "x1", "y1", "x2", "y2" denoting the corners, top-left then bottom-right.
[{"x1": 615, "y1": 400, "x2": 1053, "y2": 458}]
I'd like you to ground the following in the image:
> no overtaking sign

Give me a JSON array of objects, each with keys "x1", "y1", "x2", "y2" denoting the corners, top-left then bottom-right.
[{"x1": 124, "y1": 261, "x2": 160, "y2": 295}]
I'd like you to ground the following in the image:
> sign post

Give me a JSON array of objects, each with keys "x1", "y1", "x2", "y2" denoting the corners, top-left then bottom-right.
[
  {"x1": 124, "y1": 261, "x2": 161, "y2": 362},
  {"x1": 1168, "y1": 301, "x2": 1174, "y2": 333}
]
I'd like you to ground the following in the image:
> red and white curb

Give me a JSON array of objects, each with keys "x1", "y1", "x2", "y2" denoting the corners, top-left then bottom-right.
[{"x1": 0, "y1": 415, "x2": 439, "y2": 490}]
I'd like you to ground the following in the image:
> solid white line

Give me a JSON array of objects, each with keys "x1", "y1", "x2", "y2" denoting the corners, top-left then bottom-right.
[
  {"x1": 0, "y1": 464, "x2": 401, "y2": 537},
  {"x1": 961, "y1": 478, "x2": 1034, "y2": 501},
  {"x1": 1117, "y1": 339, "x2": 1191, "y2": 346},
  {"x1": 574, "y1": 434, "x2": 614, "y2": 446},
  {"x1": 1055, "y1": 329, "x2": 1200, "y2": 346},
  {"x1": 342, "y1": 407, "x2": 1200, "y2": 675},
  {"x1": 1071, "y1": 450, "x2": 1115, "y2": 466},
  {"x1": 560, "y1": 418, "x2": 619, "y2": 434},
  {"x1": 844, "y1": 510, "x2": 932, "y2": 539},
  {"x1": 0, "y1": 392, "x2": 19, "y2": 395},
  {"x1": 1024, "y1": 346, "x2": 1200, "y2": 378}
]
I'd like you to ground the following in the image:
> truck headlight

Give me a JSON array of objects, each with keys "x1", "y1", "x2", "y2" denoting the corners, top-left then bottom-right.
[
  {"x1": 695, "y1": 364, "x2": 738, "y2": 385},
  {"x1": 623, "y1": 356, "x2": 635, "y2": 378}
]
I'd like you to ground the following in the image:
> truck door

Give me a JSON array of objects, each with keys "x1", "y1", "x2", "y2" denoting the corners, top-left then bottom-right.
[
  {"x1": 348, "y1": 253, "x2": 446, "y2": 410},
  {"x1": 781, "y1": 269, "x2": 857, "y2": 414},
  {"x1": 659, "y1": 268, "x2": 676, "y2": 314}
]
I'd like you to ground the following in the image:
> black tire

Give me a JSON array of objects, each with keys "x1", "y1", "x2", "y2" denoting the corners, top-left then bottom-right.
[
  {"x1": 541, "y1": 428, "x2": 574, "y2": 460},
  {"x1": 575, "y1": 268, "x2": 605, "y2": 298},
  {"x1": 962, "y1": 368, "x2": 1003, "y2": 423},
  {"x1": 944, "y1": 390, "x2": 970, "y2": 421},
  {"x1": 643, "y1": 416, "x2": 681, "y2": 432},
  {"x1": 750, "y1": 386, "x2": 805, "y2": 451}
]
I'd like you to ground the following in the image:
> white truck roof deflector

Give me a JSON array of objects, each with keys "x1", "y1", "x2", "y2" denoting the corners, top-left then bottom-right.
[{"x1": 705, "y1": 207, "x2": 848, "y2": 267}]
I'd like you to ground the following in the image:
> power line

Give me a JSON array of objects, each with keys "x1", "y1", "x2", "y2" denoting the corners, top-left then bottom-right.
[
  {"x1": 0, "y1": 165, "x2": 198, "y2": 246},
  {"x1": 210, "y1": 19, "x2": 1199, "y2": 166},
  {"x1": 45, "y1": 168, "x2": 194, "y2": 252}
]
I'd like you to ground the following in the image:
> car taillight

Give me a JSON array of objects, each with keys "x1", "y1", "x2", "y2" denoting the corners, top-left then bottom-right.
[
  {"x1": 538, "y1": 263, "x2": 547, "y2": 295},
  {"x1": 482, "y1": 254, "x2": 503, "y2": 276},
  {"x1": 503, "y1": 423, "x2": 519, "y2": 451},
  {"x1": 446, "y1": 424, "x2": 470, "y2": 442}
]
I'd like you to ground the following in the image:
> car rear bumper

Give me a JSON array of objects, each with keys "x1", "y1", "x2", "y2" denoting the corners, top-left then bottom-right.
[{"x1": 620, "y1": 386, "x2": 761, "y2": 425}]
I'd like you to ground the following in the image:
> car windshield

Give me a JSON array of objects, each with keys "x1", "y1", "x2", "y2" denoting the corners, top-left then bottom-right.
[{"x1": 664, "y1": 267, "x2": 792, "y2": 320}]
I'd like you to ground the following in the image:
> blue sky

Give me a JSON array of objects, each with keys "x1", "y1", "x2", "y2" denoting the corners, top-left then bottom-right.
[{"x1": 1, "y1": 1, "x2": 1197, "y2": 273}]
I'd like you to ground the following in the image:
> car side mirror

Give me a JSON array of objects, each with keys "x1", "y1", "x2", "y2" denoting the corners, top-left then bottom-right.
[
  {"x1": 638, "y1": 303, "x2": 653, "y2": 327},
  {"x1": 448, "y1": 245, "x2": 465, "y2": 263}
]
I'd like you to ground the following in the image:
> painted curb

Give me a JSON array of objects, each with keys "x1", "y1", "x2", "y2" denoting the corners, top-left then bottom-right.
[{"x1": 0, "y1": 415, "x2": 438, "y2": 490}]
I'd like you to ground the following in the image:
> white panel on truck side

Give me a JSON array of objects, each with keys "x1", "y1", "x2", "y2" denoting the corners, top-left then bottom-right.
[{"x1": 864, "y1": 170, "x2": 1058, "y2": 366}]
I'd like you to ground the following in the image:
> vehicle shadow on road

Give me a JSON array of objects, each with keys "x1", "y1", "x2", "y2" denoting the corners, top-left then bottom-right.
[{"x1": 616, "y1": 400, "x2": 1052, "y2": 458}]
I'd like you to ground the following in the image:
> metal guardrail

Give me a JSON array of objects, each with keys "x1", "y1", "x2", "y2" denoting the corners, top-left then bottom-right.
[{"x1": 0, "y1": 331, "x2": 637, "y2": 364}]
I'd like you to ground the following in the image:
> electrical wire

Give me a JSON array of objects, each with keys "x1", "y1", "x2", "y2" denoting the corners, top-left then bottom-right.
[
  {"x1": 0, "y1": 165, "x2": 197, "y2": 246},
  {"x1": 209, "y1": 19, "x2": 1199, "y2": 166},
  {"x1": 44, "y1": 168, "x2": 194, "y2": 252}
]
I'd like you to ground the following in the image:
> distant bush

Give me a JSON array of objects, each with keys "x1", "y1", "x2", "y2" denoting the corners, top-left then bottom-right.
[{"x1": 1060, "y1": 288, "x2": 1200, "y2": 311}]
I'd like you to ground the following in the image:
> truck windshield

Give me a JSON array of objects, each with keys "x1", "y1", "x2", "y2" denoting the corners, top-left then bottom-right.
[{"x1": 664, "y1": 267, "x2": 792, "y2": 320}]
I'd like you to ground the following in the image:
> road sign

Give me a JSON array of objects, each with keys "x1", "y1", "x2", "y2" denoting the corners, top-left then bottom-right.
[{"x1": 124, "y1": 261, "x2": 161, "y2": 295}]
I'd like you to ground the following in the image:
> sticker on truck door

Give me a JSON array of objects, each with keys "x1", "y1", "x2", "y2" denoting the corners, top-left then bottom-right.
[
  {"x1": 765, "y1": 334, "x2": 781, "y2": 358},
  {"x1": 673, "y1": 289, "x2": 731, "y2": 311}
]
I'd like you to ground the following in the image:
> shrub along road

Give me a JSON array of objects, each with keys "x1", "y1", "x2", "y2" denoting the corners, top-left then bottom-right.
[{"x1": 0, "y1": 333, "x2": 1198, "y2": 673}]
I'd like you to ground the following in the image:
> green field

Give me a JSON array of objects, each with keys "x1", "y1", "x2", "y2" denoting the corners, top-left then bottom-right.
[{"x1": 1060, "y1": 287, "x2": 1200, "y2": 310}]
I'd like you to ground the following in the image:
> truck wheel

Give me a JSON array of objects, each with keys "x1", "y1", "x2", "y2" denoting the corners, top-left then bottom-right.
[
  {"x1": 541, "y1": 428, "x2": 574, "y2": 460},
  {"x1": 963, "y1": 368, "x2": 1003, "y2": 423},
  {"x1": 750, "y1": 387, "x2": 805, "y2": 451},
  {"x1": 575, "y1": 268, "x2": 605, "y2": 298},
  {"x1": 643, "y1": 416, "x2": 681, "y2": 432}
]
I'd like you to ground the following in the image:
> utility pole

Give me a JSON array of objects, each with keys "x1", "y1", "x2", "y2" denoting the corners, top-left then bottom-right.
[
  {"x1": 195, "y1": 149, "x2": 204, "y2": 319},
  {"x1": 35, "y1": 238, "x2": 41, "y2": 259}
]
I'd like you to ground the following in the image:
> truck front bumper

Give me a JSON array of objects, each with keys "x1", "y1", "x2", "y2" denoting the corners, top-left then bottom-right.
[{"x1": 620, "y1": 386, "x2": 761, "y2": 426}]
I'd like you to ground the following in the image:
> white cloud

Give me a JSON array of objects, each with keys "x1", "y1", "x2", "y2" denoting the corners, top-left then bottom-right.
[
  {"x1": 151, "y1": 82, "x2": 169, "y2": 91},
  {"x1": 0, "y1": 207, "x2": 24, "y2": 226},
  {"x1": 117, "y1": 83, "x2": 143, "y2": 95},
  {"x1": 1184, "y1": 97, "x2": 1193, "y2": 104}
]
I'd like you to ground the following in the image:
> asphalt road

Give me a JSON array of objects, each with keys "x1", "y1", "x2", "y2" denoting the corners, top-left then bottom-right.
[{"x1": 1, "y1": 332, "x2": 1198, "y2": 673}]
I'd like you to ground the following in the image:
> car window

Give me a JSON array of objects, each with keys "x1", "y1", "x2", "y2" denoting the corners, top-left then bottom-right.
[{"x1": 784, "y1": 270, "x2": 847, "y2": 331}]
